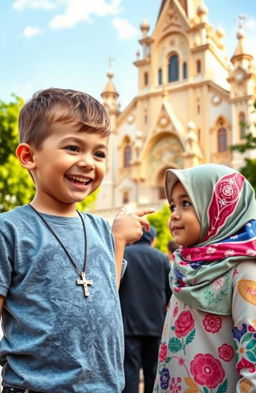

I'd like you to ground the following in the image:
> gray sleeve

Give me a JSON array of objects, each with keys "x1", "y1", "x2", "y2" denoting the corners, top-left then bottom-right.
[{"x1": 0, "y1": 229, "x2": 13, "y2": 297}]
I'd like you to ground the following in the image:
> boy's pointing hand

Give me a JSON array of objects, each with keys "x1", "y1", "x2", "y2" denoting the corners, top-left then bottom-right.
[{"x1": 112, "y1": 207, "x2": 156, "y2": 246}]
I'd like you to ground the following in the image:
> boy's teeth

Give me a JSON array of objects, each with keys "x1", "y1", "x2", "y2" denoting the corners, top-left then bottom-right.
[{"x1": 70, "y1": 176, "x2": 90, "y2": 184}]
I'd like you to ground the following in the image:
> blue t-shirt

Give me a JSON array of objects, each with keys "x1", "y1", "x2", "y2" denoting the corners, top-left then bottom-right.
[{"x1": 0, "y1": 205, "x2": 124, "y2": 393}]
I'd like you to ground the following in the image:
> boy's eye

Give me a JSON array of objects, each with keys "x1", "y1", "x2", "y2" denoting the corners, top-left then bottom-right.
[
  {"x1": 65, "y1": 145, "x2": 80, "y2": 152},
  {"x1": 94, "y1": 151, "x2": 106, "y2": 159}
]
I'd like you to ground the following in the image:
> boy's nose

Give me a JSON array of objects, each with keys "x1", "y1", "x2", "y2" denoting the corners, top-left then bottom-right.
[{"x1": 78, "y1": 154, "x2": 94, "y2": 169}]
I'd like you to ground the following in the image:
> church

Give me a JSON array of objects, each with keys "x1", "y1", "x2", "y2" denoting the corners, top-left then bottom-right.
[{"x1": 94, "y1": 0, "x2": 256, "y2": 218}]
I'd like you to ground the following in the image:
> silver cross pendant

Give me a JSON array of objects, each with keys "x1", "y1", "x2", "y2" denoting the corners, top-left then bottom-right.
[{"x1": 77, "y1": 272, "x2": 93, "y2": 297}]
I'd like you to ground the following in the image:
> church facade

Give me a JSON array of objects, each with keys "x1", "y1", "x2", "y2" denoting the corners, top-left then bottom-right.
[{"x1": 94, "y1": 0, "x2": 256, "y2": 219}]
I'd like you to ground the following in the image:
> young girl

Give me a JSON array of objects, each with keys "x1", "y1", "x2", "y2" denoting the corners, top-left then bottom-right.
[{"x1": 154, "y1": 163, "x2": 256, "y2": 393}]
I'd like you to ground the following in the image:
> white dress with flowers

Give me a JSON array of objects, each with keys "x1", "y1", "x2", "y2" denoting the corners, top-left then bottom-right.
[{"x1": 154, "y1": 261, "x2": 256, "y2": 393}]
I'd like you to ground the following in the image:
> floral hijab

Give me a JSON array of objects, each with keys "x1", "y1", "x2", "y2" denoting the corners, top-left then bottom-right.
[{"x1": 165, "y1": 163, "x2": 256, "y2": 315}]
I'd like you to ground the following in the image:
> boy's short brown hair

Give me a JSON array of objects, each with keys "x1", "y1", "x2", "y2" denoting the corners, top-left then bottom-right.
[{"x1": 19, "y1": 88, "x2": 111, "y2": 149}]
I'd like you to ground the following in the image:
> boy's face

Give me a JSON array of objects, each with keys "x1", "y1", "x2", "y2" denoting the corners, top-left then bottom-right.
[
  {"x1": 29, "y1": 122, "x2": 108, "y2": 213},
  {"x1": 168, "y1": 182, "x2": 201, "y2": 247}
]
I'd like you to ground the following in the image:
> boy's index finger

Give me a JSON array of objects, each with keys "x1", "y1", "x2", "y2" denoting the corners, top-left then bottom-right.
[{"x1": 134, "y1": 208, "x2": 156, "y2": 217}]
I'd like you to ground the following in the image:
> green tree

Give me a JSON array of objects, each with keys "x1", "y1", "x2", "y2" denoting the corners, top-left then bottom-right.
[
  {"x1": 148, "y1": 203, "x2": 173, "y2": 253},
  {"x1": 0, "y1": 95, "x2": 34, "y2": 212},
  {"x1": 230, "y1": 102, "x2": 256, "y2": 192},
  {"x1": 0, "y1": 95, "x2": 97, "y2": 212},
  {"x1": 0, "y1": 95, "x2": 24, "y2": 162}
]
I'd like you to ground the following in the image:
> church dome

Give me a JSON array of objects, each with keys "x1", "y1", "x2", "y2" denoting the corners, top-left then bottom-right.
[
  {"x1": 140, "y1": 20, "x2": 150, "y2": 34},
  {"x1": 237, "y1": 28, "x2": 245, "y2": 40},
  {"x1": 216, "y1": 27, "x2": 225, "y2": 38},
  {"x1": 197, "y1": 4, "x2": 208, "y2": 16}
]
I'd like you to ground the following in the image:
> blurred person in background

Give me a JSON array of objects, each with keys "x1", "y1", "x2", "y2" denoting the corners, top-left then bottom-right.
[{"x1": 119, "y1": 226, "x2": 171, "y2": 393}]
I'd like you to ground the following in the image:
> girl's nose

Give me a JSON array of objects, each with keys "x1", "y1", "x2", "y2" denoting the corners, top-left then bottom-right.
[{"x1": 171, "y1": 209, "x2": 180, "y2": 220}]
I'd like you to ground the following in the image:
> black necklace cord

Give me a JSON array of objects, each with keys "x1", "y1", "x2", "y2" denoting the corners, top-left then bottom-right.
[{"x1": 28, "y1": 204, "x2": 87, "y2": 276}]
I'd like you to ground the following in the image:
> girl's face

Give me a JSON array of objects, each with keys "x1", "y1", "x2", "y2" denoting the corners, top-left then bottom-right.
[{"x1": 168, "y1": 181, "x2": 201, "y2": 247}]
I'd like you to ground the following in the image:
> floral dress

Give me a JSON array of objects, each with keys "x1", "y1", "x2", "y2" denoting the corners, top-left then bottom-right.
[{"x1": 154, "y1": 261, "x2": 256, "y2": 393}]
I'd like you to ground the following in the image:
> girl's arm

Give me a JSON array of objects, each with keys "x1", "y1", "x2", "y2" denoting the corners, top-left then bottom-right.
[{"x1": 232, "y1": 260, "x2": 256, "y2": 393}]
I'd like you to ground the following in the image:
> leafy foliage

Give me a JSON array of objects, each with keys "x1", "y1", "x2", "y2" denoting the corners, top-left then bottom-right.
[
  {"x1": 0, "y1": 95, "x2": 35, "y2": 212},
  {"x1": 148, "y1": 203, "x2": 172, "y2": 253},
  {"x1": 0, "y1": 95, "x2": 23, "y2": 163},
  {"x1": 0, "y1": 154, "x2": 35, "y2": 211},
  {"x1": 77, "y1": 190, "x2": 98, "y2": 212},
  {"x1": 230, "y1": 132, "x2": 256, "y2": 192}
]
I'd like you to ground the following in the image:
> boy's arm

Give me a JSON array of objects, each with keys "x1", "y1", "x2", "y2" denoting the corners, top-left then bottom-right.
[
  {"x1": 0, "y1": 295, "x2": 5, "y2": 314},
  {"x1": 112, "y1": 208, "x2": 155, "y2": 287}
]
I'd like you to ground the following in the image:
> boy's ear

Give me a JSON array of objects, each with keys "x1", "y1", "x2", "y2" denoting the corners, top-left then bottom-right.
[{"x1": 16, "y1": 143, "x2": 36, "y2": 170}]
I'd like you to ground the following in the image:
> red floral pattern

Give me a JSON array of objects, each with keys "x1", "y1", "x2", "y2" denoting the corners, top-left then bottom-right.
[
  {"x1": 175, "y1": 311, "x2": 194, "y2": 338},
  {"x1": 190, "y1": 353, "x2": 225, "y2": 388},
  {"x1": 154, "y1": 262, "x2": 256, "y2": 393},
  {"x1": 173, "y1": 305, "x2": 179, "y2": 318},
  {"x1": 159, "y1": 343, "x2": 168, "y2": 362},
  {"x1": 170, "y1": 377, "x2": 182, "y2": 393},
  {"x1": 218, "y1": 344, "x2": 235, "y2": 361},
  {"x1": 203, "y1": 313, "x2": 222, "y2": 333},
  {"x1": 237, "y1": 357, "x2": 255, "y2": 373}
]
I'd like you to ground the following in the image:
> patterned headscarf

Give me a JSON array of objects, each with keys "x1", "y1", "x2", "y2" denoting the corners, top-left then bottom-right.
[{"x1": 165, "y1": 164, "x2": 256, "y2": 315}]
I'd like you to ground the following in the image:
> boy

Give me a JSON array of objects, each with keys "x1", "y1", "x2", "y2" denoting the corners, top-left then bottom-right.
[{"x1": 0, "y1": 88, "x2": 154, "y2": 393}]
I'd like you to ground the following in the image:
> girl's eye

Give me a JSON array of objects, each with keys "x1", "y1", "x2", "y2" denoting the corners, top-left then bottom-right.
[
  {"x1": 66, "y1": 145, "x2": 79, "y2": 152},
  {"x1": 183, "y1": 200, "x2": 192, "y2": 207},
  {"x1": 169, "y1": 204, "x2": 176, "y2": 212},
  {"x1": 94, "y1": 151, "x2": 106, "y2": 159}
]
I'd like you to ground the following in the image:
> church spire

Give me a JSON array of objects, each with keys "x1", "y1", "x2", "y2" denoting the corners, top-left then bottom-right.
[
  {"x1": 158, "y1": 0, "x2": 203, "y2": 21},
  {"x1": 101, "y1": 61, "x2": 120, "y2": 116},
  {"x1": 231, "y1": 16, "x2": 253, "y2": 65},
  {"x1": 101, "y1": 69, "x2": 119, "y2": 97}
]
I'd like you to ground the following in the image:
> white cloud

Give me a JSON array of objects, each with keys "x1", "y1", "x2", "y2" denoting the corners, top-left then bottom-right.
[
  {"x1": 112, "y1": 17, "x2": 138, "y2": 39},
  {"x1": 245, "y1": 19, "x2": 256, "y2": 30},
  {"x1": 245, "y1": 38, "x2": 256, "y2": 55},
  {"x1": 13, "y1": 0, "x2": 58, "y2": 11},
  {"x1": 22, "y1": 26, "x2": 43, "y2": 37},
  {"x1": 49, "y1": 0, "x2": 122, "y2": 30}
]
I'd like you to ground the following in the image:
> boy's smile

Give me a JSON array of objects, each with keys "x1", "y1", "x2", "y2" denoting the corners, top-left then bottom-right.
[
  {"x1": 169, "y1": 182, "x2": 201, "y2": 247},
  {"x1": 28, "y1": 122, "x2": 108, "y2": 215}
]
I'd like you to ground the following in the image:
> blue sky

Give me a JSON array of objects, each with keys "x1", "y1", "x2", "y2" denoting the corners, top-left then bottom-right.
[{"x1": 1, "y1": 0, "x2": 256, "y2": 110}]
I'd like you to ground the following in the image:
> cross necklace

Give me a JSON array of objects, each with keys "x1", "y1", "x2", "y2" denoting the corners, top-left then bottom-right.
[{"x1": 28, "y1": 204, "x2": 93, "y2": 297}]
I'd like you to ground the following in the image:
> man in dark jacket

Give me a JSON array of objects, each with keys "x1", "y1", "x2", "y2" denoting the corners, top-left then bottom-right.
[{"x1": 119, "y1": 226, "x2": 171, "y2": 393}]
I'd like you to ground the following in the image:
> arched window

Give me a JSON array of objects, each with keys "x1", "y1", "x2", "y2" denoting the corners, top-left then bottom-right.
[
  {"x1": 182, "y1": 62, "x2": 187, "y2": 79},
  {"x1": 168, "y1": 54, "x2": 179, "y2": 82},
  {"x1": 123, "y1": 191, "x2": 129, "y2": 204},
  {"x1": 239, "y1": 112, "x2": 246, "y2": 137},
  {"x1": 124, "y1": 145, "x2": 132, "y2": 168},
  {"x1": 196, "y1": 60, "x2": 201, "y2": 74},
  {"x1": 158, "y1": 68, "x2": 163, "y2": 85},
  {"x1": 144, "y1": 108, "x2": 148, "y2": 124},
  {"x1": 218, "y1": 127, "x2": 227, "y2": 152},
  {"x1": 144, "y1": 72, "x2": 148, "y2": 86},
  {"x1": 198, "y1": 128, "x2": 201, "y2": 142}
]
